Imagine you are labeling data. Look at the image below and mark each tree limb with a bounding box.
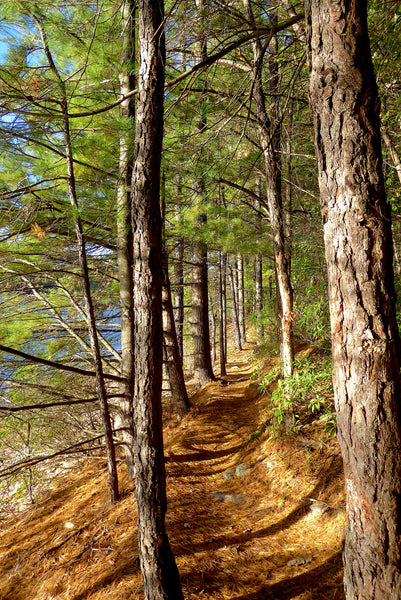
[66,13,304,119]
[0,343,124,382]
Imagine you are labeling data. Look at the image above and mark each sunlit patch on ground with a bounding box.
[0,338,345,600]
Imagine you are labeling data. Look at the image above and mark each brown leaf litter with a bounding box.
[0,342,345,600]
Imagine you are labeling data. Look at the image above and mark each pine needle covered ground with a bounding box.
[0,340,345,600]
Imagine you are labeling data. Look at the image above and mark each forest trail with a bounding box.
[0,342,345,600]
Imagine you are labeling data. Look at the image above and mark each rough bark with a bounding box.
[254,177,265,345]
[305,1,401,597]
[229,260,242,352]
[237,255,247,345]
[284,111,294,276]
[191,0,215,388]
[209,292,217,364]
[254,255,264,345]
[162,248,191,420]
[116,0,136,479]
[131,0,183,597]
[382,125,401,188]
[192,234,215,387]
[173,202,185,359]
[219,252,227,376]
[242,0,294,377]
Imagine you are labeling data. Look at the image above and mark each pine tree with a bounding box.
[305,1,401,596]
[131,0,184,596]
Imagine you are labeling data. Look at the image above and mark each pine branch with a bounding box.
[0,344,124,383]
[66,13,304,119]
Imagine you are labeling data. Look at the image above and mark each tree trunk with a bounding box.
[254,255,264,345]
[116,0,136,479]
[173,202,185,359]
[255,177,265,345]
[172,43,187,361]
[162,248,191,420]
[242,0,294,377]
[229,260,242,352]
[305,1,401,597]
[132,0,183,597]
[284,109,294,276]
[192,235,215,387]
[382,125,401,187]
[191,0,214,388]
[237,255,247,345]
[35,17,119,504]
[219,251,227,376]
[209,292,217,364]
[268,8,294,378]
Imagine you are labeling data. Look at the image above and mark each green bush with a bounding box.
[295,296,330,348]
[259,354,336,436]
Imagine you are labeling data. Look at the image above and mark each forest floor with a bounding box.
[0,338,345,600]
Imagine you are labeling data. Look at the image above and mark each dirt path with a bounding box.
[163,346,345,600]
[0,345,345,600]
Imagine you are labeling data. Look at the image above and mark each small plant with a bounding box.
[295,296,331,348]
[258,365,281,390]
[248,429,262,442]
[319,409,337,437]
[250,362,262,382]
[259,354,334,435]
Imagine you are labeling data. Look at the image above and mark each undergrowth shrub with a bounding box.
[295,296,330,348]
[259,353,336,437]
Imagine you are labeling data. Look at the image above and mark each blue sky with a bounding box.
[0,40,8,63]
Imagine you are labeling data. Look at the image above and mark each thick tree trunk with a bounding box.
[116,0,136,479]
[162,248,191,420]
[305,1,401,597]
[192,236,215,387]
[191,0,214,388]
[132,1,183,597]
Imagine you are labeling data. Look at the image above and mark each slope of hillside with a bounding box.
[0,342,345,600]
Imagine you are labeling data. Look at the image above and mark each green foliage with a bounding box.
[245,429,263,444]
[0,0,397,515]
[249,361,263,382]
[259,354,335,436]
[258,364,281,387]
[295,296,330,348]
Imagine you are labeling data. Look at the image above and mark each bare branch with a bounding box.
[0,343,124,383]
